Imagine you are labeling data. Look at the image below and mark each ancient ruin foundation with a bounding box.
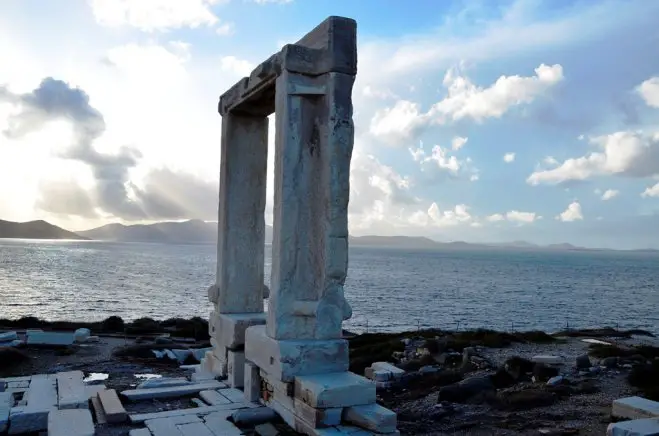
[200,16,399,435]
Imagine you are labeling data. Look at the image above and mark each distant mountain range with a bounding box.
[1,218,657,252]
[0,219,89,240]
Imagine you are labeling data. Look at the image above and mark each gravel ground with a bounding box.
[391,337,642,435]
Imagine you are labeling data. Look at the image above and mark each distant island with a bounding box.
[0,218,657,252]
[0,219,89,240]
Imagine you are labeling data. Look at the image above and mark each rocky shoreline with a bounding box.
[2,318,659,435]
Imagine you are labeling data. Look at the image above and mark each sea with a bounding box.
[1,239,658,334]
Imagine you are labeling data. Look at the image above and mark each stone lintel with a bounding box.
[218,15,356,117]
[244,326,348,383]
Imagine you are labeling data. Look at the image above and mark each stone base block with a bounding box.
[215,313,266,350]
[294,399,342,428]
[295,372,376,409]
[607,418,659,435]
[244,362,261,403]
[245,325,348,382]
[343,403,397,433]
[198,353,227,379]
[227,351,245,388]
[613,397,659,420]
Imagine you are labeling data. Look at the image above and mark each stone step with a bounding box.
[130,403,255,423]
[98,389,128,423]
[200,390,232,405]
[48,409,94,436]
[129,429,152,436]
[122,381,225,401]
[56,371,88,409]
[90,396,107,424]
[343,403,397,433]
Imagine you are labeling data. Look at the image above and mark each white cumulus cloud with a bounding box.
[601,189,619,200]
[506,210,539,223]
[220,56,254,77]
[556,201,583,222]
[88,0,221,32]
[370,64,564,146]
[637,77,659,108]
[409,141,478,182]
[451,136,468,151]
[641,182,659,198]
[503,152,516,163]
[428,203,473,227]
[527,131,659,185]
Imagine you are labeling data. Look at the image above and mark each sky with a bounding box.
[1,0,659,249]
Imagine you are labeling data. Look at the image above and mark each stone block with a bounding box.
[204,411,243,436]
[344,403,397,433]
[179,421,215,436]
[137,377,191,389]
[0,392,10,433]
[245,362,261,403]
[245,325,349,382]
[73,328,91,343]
[56,371,88,409]
[228,350,246,388]
[26,331,74,346]
[129,429,152,436]
[130,404,253,423]
[0,331,18,342]
[145,414,203,435]
[613,397,659,419]
[217,313,267,349]
[294,399,342,428]
[47,409,94,436]
[607,418,659,435]
[200,390,232,406]
[9,374,57,434]
[90,396,107,424]
[122,381,224,401]
[370,362,404,376]
[295,372,376,409]
[97,389,127,423]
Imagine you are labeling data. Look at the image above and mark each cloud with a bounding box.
[428,203,473,227]
[220,56,255,77]
[601,189,619,200]
[486,213,505,222]
[409,141,478,182]
[527,131,659,185]
[557,201,583,222]
[252,0,293,4]
[641,182,659,198]
[370,64,563,145]
[0,77,146,218]
[88,0,221,32]
[215,22,235,36]
[503,152,516,163]
[0,77,218,221]
[506,210,539,223]
[451,136,468,151]
[36,178,98,219]
[637,77,659,108]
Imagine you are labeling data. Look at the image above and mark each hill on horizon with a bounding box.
[0,219,88,240]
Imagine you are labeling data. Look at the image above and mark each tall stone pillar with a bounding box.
[202,113,268,381]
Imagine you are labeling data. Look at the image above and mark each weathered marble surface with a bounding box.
[215,113,268,314]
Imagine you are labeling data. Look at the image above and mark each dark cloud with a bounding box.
[1,77,217,221]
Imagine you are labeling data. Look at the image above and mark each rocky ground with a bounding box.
[1,317,658,435]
